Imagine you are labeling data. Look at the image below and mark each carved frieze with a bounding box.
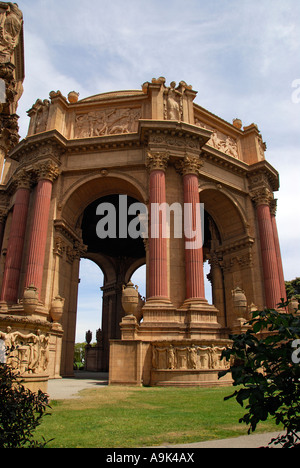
[195,119,240,160]
[152,343,229,371]
[0,327,49,375]
[74,107,141,139]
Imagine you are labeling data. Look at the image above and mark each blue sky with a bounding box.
[14,0,300,341]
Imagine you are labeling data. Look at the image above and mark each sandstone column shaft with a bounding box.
[256,203,282,308]
[24,161,59,299]
[270,208,286,302]
[24,179,53,298]
[149,169,168,299]
[183,173,205,300]
[1,187,30,303]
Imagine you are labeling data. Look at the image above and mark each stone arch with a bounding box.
[199,187,250,329]
[61,172,147,229]
[199,186,248,243]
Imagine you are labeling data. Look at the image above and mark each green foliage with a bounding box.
[74,342,85,370]
[285,277,300,300]
[0,360,51,448]
[219,301,300,448]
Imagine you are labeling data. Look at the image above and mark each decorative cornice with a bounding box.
[146,151,169,172]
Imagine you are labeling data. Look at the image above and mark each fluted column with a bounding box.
[24,160,59,300]
[180,155,206,301]
[1,171,32,303]
[270,200,287,302]
[0,208,7,254]
[252,188,282,308]
[146,152,169,301]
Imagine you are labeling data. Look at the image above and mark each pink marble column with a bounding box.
[147,152,169,300]
[1,173,31,303]
[270,200,287,302]
[182,156,205,301]
[24,161,59,299]
[254,190,282,308]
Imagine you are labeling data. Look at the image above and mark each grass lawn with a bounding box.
[35,385,281,448]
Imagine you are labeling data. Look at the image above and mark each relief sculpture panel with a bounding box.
[0,327,49,375]
[195,118,240,160]
[74,107,141,139]
[152,343,229,371]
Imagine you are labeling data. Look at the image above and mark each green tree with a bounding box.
[285,277,300,300]
[74,342,86,370]
[0,360,51,448]
[219,302,300,448]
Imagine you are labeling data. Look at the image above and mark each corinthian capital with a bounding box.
[34,160,60,182]
[250,187,274,207]
[146,151,169,172]
[176,154,204,177]
[13,169,32,190]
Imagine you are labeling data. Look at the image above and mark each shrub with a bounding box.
[0,357,51,448]
[219,302,300,448]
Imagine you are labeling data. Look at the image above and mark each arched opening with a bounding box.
[80,193,146,372]
[76,259,104,343]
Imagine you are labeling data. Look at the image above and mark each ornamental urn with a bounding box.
[23,284,39,314]
[50,296,65,323]
[232,287,247,317]
[122,281,139,316]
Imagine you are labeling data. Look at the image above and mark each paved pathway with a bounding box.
[46,373,283,448]
[47,372,108,400]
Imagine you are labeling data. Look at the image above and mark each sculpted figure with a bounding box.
[0,2,23,63]
[164,81,182,121]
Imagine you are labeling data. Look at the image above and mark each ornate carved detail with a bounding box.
[0,3,23,64]
[152,343,229,371]
[163,81,184,121]
[34,160,60,182]
[270,199,277,217]
[12,168,32,190]
[53,236,66,257]
[146,151,169,172]
[74,107,141,139]
[214,236,255,272]
[0,113,19,150]
[0,327,49,375]
[30,99,50,134]
[195,119,240,159]
[175,155,204,177]
[250,187,274,207]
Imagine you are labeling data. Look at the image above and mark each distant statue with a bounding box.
[164,81,182,121]
[85,330,92,345]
